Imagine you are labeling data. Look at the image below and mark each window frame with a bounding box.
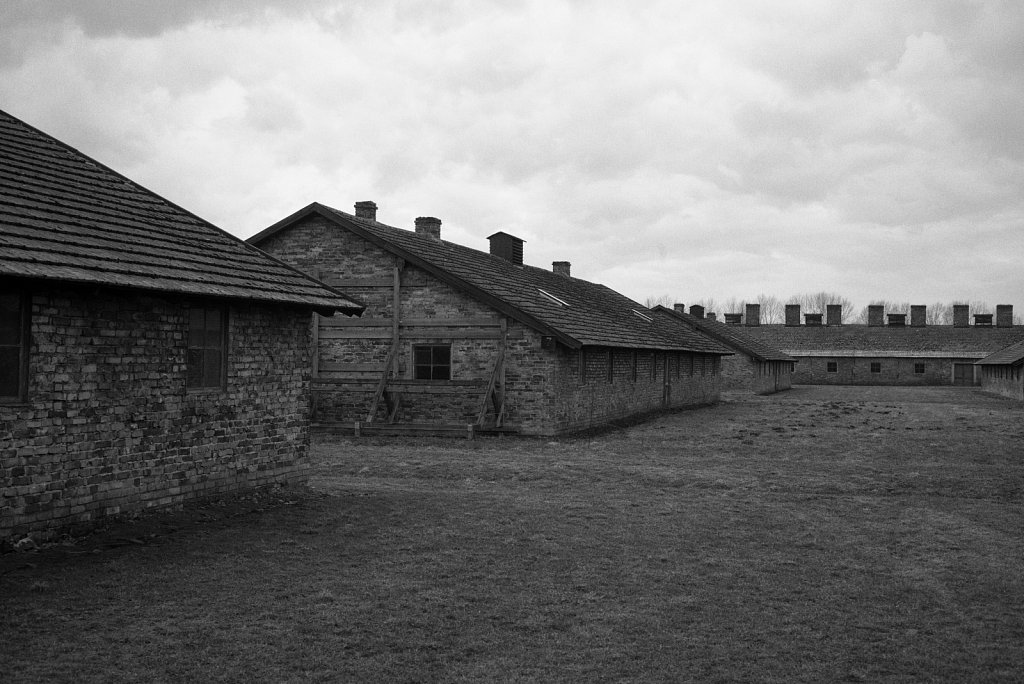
[0,291,30,403]
[412,343,452,381]
[914,362,926,375]
[186,304,228,391]
[826,361,838,373]
[870,362,882,374]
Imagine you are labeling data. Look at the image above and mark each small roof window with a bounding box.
[538,288,569,307]
[632,309,653,322]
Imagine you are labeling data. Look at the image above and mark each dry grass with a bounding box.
[2,386,1023,682]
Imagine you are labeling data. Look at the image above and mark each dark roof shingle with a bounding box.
[0,109,362,315]
[652,306,792,361]
[976,341,1024,366]
[251,203,729,354]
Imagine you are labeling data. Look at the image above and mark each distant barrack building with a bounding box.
[249,201,732,436]
[720,302,1024,387]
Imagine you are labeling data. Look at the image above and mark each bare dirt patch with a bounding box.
[2,386,1023,682]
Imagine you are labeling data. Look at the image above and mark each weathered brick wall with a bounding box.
[792,356,965,385]
[1,285,313,541]
[979,366,1024,401]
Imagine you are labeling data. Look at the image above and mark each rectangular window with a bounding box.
[579,349,586,384]
[607,349,614,384]
[650,352,657,380]
[187,305,226,389]
[0,293,28,402]
[870,362,882,374]
[826,361,838,373]
[413,344,451,380]
[631,350,638,383]
[914,363,925,374]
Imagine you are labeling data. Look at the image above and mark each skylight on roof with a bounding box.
[538,288,569,307]
[632,309,654,322]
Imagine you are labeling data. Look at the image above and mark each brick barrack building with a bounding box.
[0,109,363,541]
[250,201,730,436]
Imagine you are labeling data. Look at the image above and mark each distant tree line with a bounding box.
[643,293,1023,325]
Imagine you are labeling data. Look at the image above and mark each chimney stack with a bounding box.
[487,232,524,265]
[354,200,377,220]
[552,261,571,277]
[997,304,1014,328]
[804,313,822,326]
[911,305,926,327]
[706,312,717,322]
[973,313,993,327]
[785,304,801,327]
[724,313,742,325]
[826,304,842,327]
[953,304,969,328]
[690,304,705,319]
[414,216,442,239]
[868,305,884,327]
[674,303,686,313]
[887,313,906,327]
[745,303,760,327]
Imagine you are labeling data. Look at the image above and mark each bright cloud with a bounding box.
[1,0,1022,310]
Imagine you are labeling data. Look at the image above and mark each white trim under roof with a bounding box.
[783,350,988,359]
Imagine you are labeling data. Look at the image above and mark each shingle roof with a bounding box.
[652,306,792,362]
[250,203,729,354]
[0,109,363,315]
[976,340,1024,366]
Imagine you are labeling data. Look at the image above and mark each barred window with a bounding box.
[187,305,226,389]
[413,344,451,380]
[0,293,28,401]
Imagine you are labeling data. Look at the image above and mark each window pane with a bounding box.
[414,347,432,365]
[187,348,205,386]
[189,308,206,348]
[0,347,19,396]
[0,294,20,346]
[203,349,222,386]
[205,307,222,344]
[432,345,450,365]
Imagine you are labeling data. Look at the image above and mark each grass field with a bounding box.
[2,386,1023,682]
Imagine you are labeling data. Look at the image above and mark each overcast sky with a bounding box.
[2,0,1022,312]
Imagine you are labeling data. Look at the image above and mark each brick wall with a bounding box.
[792,356,965,385]
[1,285,313,541]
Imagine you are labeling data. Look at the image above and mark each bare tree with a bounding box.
[643,294,676,309]
[721,297,746,315]
[756,294,784,324]
[926,302,949,325]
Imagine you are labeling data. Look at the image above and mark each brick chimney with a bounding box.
[785,304,801,327]
[552,261,571,277]
[706,312,717,321]
[804,313,822,326]
[488,232,524,265]
[887,313,906,327]
[973,313,993,327]
[868,305,884,327]
[414,216,442,239]
[690,304,705,319]
[826,304,842,327]
[724,313,742,325]
[953,304,969,328]
[745,303,760,327]
[997,305,1014,328]
[674,303,685,313]
[910,305,926,327]
[354,200,377,220]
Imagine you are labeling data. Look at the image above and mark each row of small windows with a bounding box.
[577,349,719,385]
[826,361,927,374]
[1,294,227,402]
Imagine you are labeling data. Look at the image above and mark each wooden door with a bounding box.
[953,363,975,386]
